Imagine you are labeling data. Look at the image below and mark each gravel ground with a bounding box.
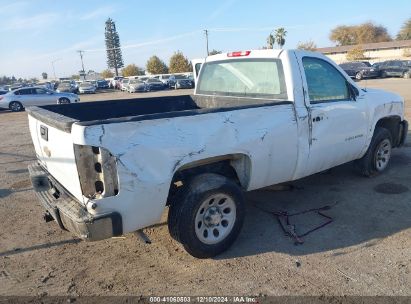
[0,80,410,297]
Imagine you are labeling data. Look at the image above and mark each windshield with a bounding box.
[197,59,287,100]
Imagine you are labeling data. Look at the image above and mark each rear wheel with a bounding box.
[9,101,23,112]
[355,72,363,80]
[355,127,392,177]
[168,173,245,258]
[403,72,410,79]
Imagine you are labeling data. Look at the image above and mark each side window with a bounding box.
[16,88,32,95]
[35,88,46,94]
[302,57,350,103]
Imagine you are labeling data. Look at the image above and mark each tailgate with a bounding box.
[28,114,84,203]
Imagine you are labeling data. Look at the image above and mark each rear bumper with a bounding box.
[28,162,122,241]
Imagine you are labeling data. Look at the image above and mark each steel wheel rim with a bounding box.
[11,102,21,111]
[194,193,236,245]
[375,139,391,171]
[356,73,362,80]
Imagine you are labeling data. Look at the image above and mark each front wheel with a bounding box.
[9,101,23,112]
[355,72,363,80]
[355,127,392,177]
[58,97,70,104]
[168,173,245,258]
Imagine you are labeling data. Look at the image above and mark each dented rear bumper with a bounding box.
[28,162,122,241]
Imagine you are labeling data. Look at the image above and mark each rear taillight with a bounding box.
[227,50,251,57]
[74,145,119,199]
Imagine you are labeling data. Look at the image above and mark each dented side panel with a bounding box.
[71,104,299,233]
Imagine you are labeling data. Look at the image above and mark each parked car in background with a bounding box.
[9,83,24,91]
[57,82,78,94]
[0,89,8,95]
[79,82,96,94]
[378,60,411,78]
[112,76,124,89]
[96,80,109,89]
[145,78,165,91]
[128,79,147,93]
[173,77,194,89]
[0,87,79,111]
[339,62,380,80]
[158,74,172,87]
[120,78,130,91]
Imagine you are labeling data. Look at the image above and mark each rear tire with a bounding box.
[355,127,392,177]
[355,72,363,80]
[9,101,23,112]
[403,72,410,79]
[168,173,245,258]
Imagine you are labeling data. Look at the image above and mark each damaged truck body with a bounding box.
[27,49,408,258]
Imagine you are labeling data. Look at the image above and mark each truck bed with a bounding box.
[27,94,290,132]
[27,95,200,132]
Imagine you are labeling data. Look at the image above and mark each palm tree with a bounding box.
[266,33,275,49]
[274,28,287,48]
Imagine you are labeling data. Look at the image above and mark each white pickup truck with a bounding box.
[27,49,408,258]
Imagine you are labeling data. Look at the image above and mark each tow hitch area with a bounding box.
[43,211,54,223]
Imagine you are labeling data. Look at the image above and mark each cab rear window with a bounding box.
[197,59,287,100]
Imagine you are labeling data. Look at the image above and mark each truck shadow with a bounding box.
[0,239,81,257]
[219,149,411,259]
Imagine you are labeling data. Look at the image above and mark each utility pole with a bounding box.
[51,58,61,80]
[204,29,209,56]
[77,50,86,80]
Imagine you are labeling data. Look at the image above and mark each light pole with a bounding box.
[51,58,62,80]
[77,50,86,80]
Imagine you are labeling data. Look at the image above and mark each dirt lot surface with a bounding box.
[0,80,410,297]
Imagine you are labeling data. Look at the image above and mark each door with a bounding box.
[298,56,368,176]
[33,88,56,105]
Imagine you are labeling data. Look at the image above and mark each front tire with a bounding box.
[355,127,392,177]
[58,97,70,104]
[9,101,23,112]
[168,173,245,258]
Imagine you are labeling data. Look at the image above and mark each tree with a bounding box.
[169,51,191,73]
[346,46,366,61]
[146,56,168,74]
[105,18,124,76]
[122,64,144,77]
[397,18,411,40]
[41,72,48,80]
[330,22,391,46]
[274,28,287,48]
[101,69,114,78]
[297,40,317,51]
[266,33,274,49]
[209,49,222,55]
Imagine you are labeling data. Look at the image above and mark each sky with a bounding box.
[0,0,410,79]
